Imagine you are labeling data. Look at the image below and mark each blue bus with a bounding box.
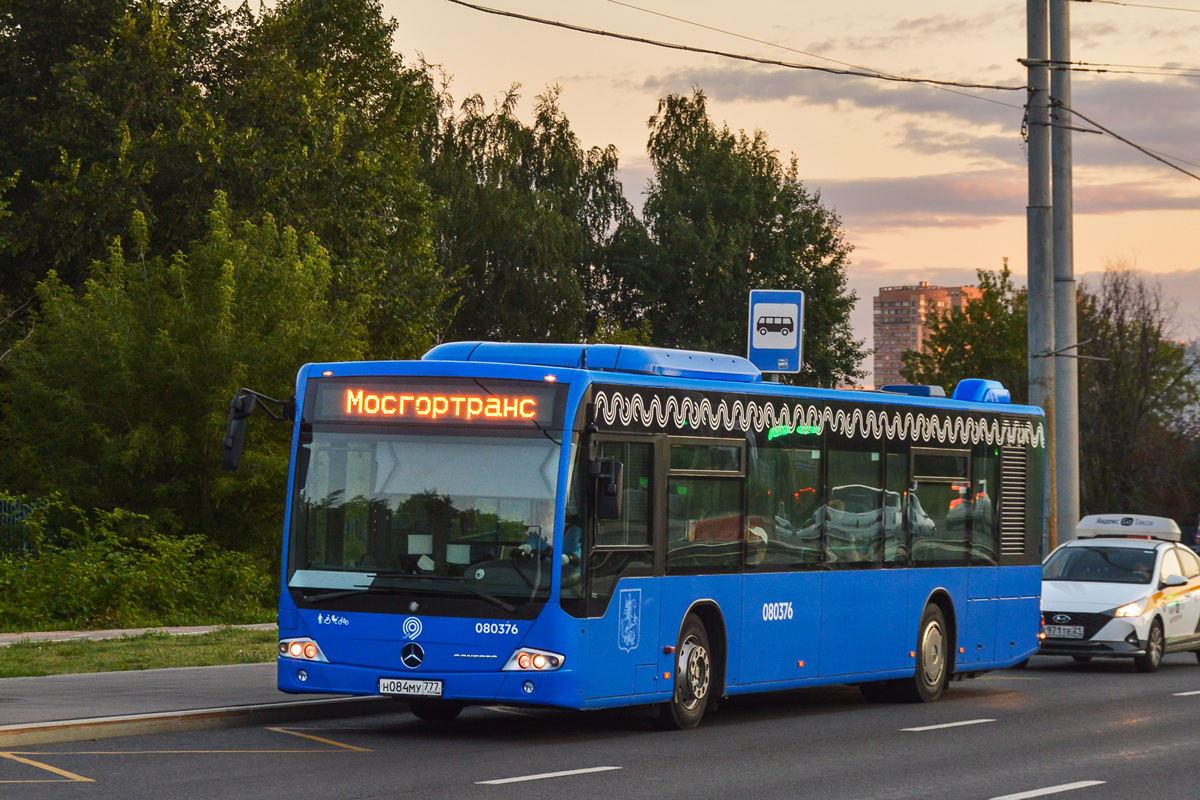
[227,342,1044,729]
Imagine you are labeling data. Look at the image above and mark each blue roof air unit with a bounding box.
[423,342,763,384]
[951,379,1011,404]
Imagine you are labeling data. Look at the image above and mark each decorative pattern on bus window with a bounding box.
[592,390,1045,449]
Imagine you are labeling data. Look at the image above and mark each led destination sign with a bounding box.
[308,377,560,426]
[345,389,536,420]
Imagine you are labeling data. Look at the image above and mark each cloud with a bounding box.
[813,170,1200,232]
[639,67,1200,174]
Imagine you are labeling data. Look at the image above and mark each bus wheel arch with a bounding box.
[658,603,726,730]
[925,589,957,685]
[900,592,956,703]
[684,601,728,703]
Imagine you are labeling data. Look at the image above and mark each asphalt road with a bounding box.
[5,653,1200,800]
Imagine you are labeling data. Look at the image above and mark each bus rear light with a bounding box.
[280,637,328,663]
[503,647,564,672]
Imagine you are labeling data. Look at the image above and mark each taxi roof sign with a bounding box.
[1075,514,1181,542]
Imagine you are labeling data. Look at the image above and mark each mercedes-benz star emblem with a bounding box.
[401,642,425,669]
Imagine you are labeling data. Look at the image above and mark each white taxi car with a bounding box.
[1040,514,1200,672]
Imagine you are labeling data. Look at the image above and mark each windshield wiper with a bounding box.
[303,573,517,613]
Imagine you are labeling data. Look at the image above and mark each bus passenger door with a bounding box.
[584,438,663,701]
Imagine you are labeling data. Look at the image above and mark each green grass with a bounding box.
[0,627,278,678]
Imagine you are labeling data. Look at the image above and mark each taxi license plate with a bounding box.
[1044,624,1084,638]
[378,678,443,697]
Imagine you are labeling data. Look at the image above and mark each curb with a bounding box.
[0,696,398,747]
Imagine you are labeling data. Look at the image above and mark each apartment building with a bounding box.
[873,281,982,388]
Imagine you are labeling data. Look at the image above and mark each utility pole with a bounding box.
[1027,0,1058,551]
[1051,0,1080,542]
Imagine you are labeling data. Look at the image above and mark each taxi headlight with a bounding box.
[1115,599,1148,618]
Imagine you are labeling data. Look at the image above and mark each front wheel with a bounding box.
[407,697,465,723]
[896,604,949,703]
[1135,619,1164,673]
[658,615,713,730]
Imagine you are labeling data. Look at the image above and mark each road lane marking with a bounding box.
[901,718,995,732]
[0,751,93,783]
[268,727,371,751]
[989,780,1105,800]
[476,766,621,785]
[1173,690,1200,696]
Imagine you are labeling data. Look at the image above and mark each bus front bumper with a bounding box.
[277,657,583,709]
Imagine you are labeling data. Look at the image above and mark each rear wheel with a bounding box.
[658,614,713,730]
[896,604,949,703]
[407,697,465,723]
[1135,619,1164,673]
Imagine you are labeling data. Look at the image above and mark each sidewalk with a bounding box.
[0,621,277,647]
[0,626,394,746]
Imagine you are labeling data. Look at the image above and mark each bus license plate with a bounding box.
[1044,625,1084,638]
[379,678,443,697]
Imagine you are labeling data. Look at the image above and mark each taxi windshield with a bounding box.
[1043,545,1157,584]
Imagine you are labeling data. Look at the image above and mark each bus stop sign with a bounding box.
[747,289,804,374]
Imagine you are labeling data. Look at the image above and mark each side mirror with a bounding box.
[589,457,624,521]
[221,393,257,471]
[1162,573,1188,588]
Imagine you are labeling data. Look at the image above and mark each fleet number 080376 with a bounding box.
[475,622,519,635]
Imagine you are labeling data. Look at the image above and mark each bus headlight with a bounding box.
[502,647,564,671]
[1115,599,1148,618]
[279,637,329,662]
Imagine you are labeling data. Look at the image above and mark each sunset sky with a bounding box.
[386,0,1200,374]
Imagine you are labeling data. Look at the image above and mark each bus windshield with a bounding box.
[289,428,562,605]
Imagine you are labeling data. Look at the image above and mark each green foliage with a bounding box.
[0,193,364,550]
[0,0,445,358]
[0,628,277,678]
[0,495,274,632]
[1077,265,1200,517]
[636,91,865,386]
[900,263,1029,402]
[423,85,637,343]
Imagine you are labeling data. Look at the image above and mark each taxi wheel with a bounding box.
[657,614,712,730]
[407,697,465,723]
[1134,619,1164,673]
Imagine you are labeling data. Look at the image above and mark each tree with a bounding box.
[634,91,864,386]
[1077,265,1200,518]
[900,262,1029,401]
[0,0,446,358]
[0,193,364,551]
[422,85,637,343]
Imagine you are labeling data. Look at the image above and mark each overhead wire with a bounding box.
[441,0,1028,92]
[1069,0,1200,12]
[1052,99,1200,180]
[604,0,1027,109]
[441,0,1200,182]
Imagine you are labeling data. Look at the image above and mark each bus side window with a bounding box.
[595,441,652,547]
[825,448,883,565]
